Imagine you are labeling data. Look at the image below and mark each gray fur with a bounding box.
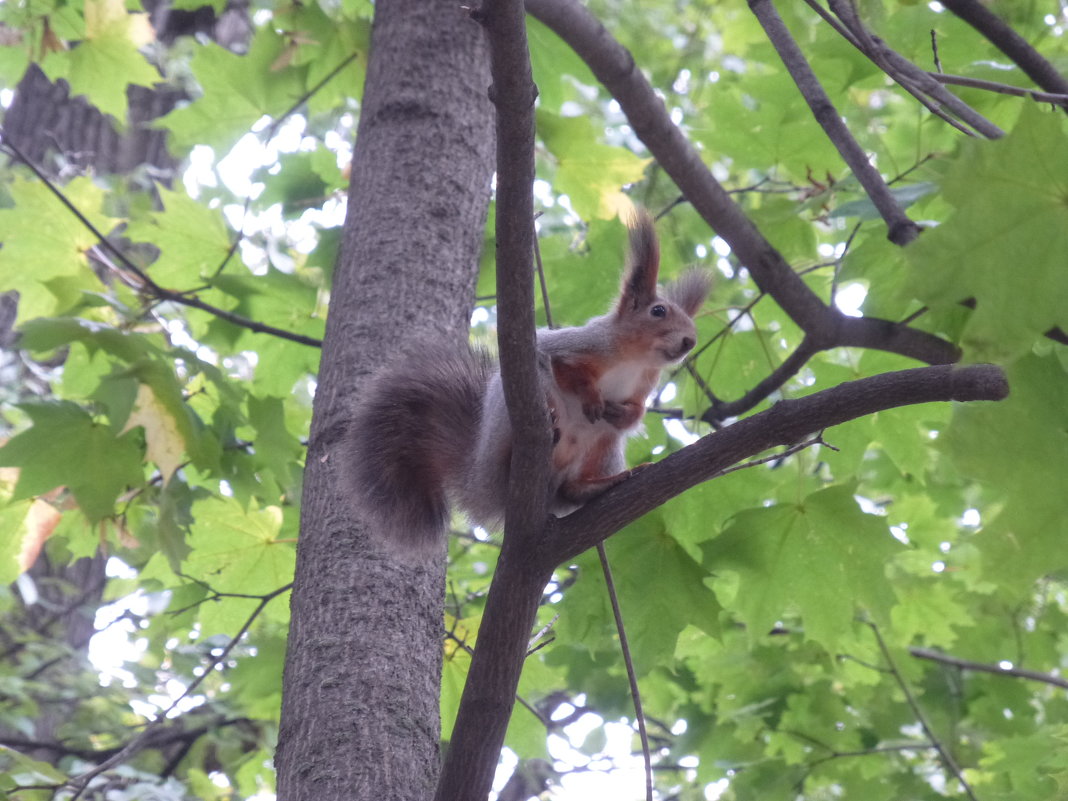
[619,210,660,311]
[343,344,495,556]
[665,267,714,317]
[346,213,713,557]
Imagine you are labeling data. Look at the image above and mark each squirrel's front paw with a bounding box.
[582,400,605,423]
[602,400,643,428]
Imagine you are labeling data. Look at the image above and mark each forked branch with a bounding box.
[749,0,921,245]
[524,0,961,366]
[939,0,1068,97]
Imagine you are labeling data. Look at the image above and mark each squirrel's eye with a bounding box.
[650,304,667,318]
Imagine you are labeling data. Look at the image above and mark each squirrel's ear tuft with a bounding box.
[665,267,713,317]
[618,209,660,313]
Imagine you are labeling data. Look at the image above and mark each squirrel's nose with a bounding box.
[681,336,695,352]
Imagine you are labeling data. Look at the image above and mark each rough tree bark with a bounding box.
[274,1,494,799]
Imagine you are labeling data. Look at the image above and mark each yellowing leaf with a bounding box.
[40,0,158,119]
[84,0,152,46]
[1,461,62,580]
[537,110,651,220]
[122,384,186,483]
[0,492,62,583]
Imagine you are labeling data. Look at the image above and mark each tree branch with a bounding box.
[0,131,324,349]
[545,363,1007,566]
[524,0,961,366]
[869,623,978,800]
[938,0,1068,97]
[910,647,1068,691]
[930,72,1068,107]
[749,0,920,245]
[434,1,551,799]
[824,0,1005,139]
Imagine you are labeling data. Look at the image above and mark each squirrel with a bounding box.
[344,210,712,556]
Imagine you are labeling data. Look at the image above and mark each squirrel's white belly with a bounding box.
[597,360,651,402]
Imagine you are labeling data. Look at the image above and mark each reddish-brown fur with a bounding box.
[345,210,712,555]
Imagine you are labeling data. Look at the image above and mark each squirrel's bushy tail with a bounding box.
[344,344,494,555]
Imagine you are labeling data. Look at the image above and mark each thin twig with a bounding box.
[824,0,1005,138]
[749,0,920,245]
[867,622,979,801]
[596,543,653,801]
[268,52,361,139]
[910,646,1068,691]
[929,72,1068,107]
[938,0,1068,97]
[711,434,829,479]
[207,52,362,280]
[703,336,819,425]
[930,29,942,73]
[66,582,293,799]
[532,213,554,329]
[444,632,553,728]
[0,132,324,349]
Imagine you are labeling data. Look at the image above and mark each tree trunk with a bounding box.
[274,1,494,799]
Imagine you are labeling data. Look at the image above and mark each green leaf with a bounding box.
[157,32,306,155]
[695,71,841,178]
[246,395,304,495]
[270,4,368,115]
[945,353,1068,590]
[17,318,213,474]
[0,401,143,522]
[536,220,624,327]
[537,110,650,221]
[0,178,117,322]
[707,485,901,651]
[528,17,598,112]
[253,151,331,219]
[907,104,1068,361]
[18,317,152,363]
[125,186,234,286]
[605,513,722,673]
[0,744,68,785]
[974,727,1068,799]
[828,181,938,221]
[183,497,295,596]
[557,512,721,676]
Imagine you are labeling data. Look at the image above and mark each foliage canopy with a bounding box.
[0,0,1067,799]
